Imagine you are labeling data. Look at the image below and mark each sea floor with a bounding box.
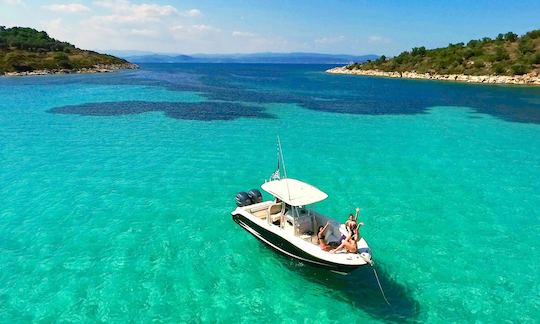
[0,64,539,322]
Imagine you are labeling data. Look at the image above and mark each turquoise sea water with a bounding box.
[0,64,539,322]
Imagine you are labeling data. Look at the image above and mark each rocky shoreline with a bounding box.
[1,63,138,77]
[326,66,540,86]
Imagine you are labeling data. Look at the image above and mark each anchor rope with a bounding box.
[371,264,391,306]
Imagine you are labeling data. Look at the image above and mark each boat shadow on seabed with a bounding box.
[279,256,421,323]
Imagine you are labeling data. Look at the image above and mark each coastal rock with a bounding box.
[1,63,138,77]
[326,66,540,86]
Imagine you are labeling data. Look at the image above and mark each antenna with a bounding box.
[277,136,291,202]
[277,136,287,178]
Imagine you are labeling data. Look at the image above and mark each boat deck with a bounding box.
[240,200,364,251]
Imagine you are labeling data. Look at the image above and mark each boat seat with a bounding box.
[295,215,313,236]
[326,232,341,244]
[325,222,344,243]
[267,203,283,222]
[299,234,312,242]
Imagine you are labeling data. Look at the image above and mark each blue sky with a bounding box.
[1,0,539,55]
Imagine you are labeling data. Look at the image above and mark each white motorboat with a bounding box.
[231,141,373,274]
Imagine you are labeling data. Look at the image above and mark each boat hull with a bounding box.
[232,213,364,274]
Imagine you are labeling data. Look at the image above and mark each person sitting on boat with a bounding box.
[329,234,358,254]
[317,221,331,251]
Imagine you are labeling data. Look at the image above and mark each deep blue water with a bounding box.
[40,63,540,123]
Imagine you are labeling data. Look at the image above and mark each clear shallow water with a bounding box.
[0,64,539,322]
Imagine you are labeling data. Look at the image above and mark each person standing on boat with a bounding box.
[345,208,364,241]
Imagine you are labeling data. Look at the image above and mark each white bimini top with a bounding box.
[261,178,328,206]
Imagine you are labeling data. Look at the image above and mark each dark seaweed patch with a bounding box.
[48,101,275,121]
[141,64,540,124]
[39,64,540,124]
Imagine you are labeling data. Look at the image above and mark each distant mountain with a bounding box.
[118,52,378,64]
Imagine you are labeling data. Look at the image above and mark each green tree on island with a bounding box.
[0,26,132,74]
[349,29,540,76]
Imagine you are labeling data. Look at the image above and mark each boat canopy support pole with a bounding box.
[277,136,292,202]
[277,136,287,178]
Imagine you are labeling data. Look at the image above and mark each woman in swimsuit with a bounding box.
[317,221,331,251]
[329,235,358,254]
[345,208,364,241]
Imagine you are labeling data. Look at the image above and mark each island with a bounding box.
[328,29,540,85]
[0,26,137,76]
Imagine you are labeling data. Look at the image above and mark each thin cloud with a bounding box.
[315,35,345,44]
[43,3,90,13]
[93,0,178,16]
[130,28,159,37]
[2,0,24,5]
[84,0,182,28]
[27,0,290,53]
[232,31,255,38]
[183,9,202,17]
[171,24,220,35]
[368,35,391,43]
[44,18,64,35]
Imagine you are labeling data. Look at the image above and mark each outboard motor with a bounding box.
[235,191,252,207]
[247,189,263,204]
